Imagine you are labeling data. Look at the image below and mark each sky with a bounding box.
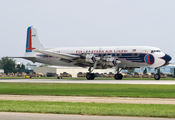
[0,0,175,65]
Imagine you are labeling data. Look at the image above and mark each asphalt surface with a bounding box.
[0,112,174,120]
[0,79,175,84]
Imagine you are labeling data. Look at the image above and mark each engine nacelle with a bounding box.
[80,53,100,63]
[85,54,100,63]
[104,57,121,67]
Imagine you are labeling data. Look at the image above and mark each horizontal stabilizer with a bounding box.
[9,56,35,59]
[33,49,80,60]
[8,56,36,62]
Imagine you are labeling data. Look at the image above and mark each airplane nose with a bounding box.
[161,54,172,64]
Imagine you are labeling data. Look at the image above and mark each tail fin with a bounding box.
[26,26,45,53]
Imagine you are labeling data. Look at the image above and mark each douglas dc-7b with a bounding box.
[12,26,172,80]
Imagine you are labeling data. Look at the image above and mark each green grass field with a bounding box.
[0,100,175,118]
[1,83,175,98]
[1,83,175,118]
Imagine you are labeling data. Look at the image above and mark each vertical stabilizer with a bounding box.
[26,26,45,53]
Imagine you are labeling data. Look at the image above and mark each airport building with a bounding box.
[0,69,4,73]
[34,66,115,77]
[33,63,175,77]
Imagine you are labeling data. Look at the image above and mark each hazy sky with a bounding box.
[0,0,175,64]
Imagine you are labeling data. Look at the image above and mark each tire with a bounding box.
[114,74,123,80]
[90,73,95,80]
[154,73,160,80]
[119,74,123,80]
[86,73,91,80]
[86,73,95,80]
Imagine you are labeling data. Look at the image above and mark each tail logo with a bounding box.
[26,27,36,52]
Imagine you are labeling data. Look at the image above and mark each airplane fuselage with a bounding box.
[27,46,171,69]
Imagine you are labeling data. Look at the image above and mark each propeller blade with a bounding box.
[93,61,98,70]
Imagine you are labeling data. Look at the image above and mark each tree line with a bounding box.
[0,57,25,74]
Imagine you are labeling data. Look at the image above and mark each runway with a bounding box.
[0,79,175,84]
[0,112,174,120]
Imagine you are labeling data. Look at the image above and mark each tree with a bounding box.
[0,57,16,74]
[16,64,21,72]
[143,68,147,74]
[21,64,25,70]
[26,63,31,66]
[0,57,9,69]
[157,68,161,74]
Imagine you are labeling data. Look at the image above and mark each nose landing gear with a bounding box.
[154,68,160,80]
[154,73,160,80]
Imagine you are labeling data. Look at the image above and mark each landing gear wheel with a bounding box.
[114,73,123,80]
[154,73,160,80]
[86,73,95,80]
[86,73,91,80]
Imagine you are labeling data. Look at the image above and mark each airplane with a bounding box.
[12,26,172,80]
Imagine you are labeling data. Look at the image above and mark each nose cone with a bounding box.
[161,54,172,65]
[164,54,172,62]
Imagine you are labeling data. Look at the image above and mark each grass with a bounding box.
[0,100,175,118]
[0,77,175,80]
[0,83,175,98]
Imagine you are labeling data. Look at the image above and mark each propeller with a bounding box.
[93,57,100,70]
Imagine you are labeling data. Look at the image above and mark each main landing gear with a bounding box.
[86,60,123,80]
[86,73,95,80]
[114,61,123,80]
[114,73,123,80]
[86,67,95,80]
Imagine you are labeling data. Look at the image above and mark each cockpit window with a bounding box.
[151,50,161,53]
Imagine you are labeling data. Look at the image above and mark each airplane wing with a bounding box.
[33,49,80,60]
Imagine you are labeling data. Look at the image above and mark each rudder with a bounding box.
[26,26,45,53]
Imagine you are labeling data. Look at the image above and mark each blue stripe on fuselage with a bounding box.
[37,53,147,63]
